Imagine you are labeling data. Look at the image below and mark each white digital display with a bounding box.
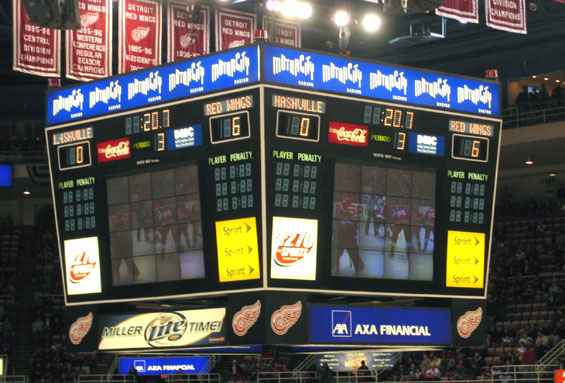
[270,216,318,280]
[64,237,102,295]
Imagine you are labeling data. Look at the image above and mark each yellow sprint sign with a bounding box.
[446,231,485,288]
[215,217,260,282]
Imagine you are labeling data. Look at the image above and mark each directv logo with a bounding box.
[331,310,352,337]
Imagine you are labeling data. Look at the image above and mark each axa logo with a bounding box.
[331,310,352,337]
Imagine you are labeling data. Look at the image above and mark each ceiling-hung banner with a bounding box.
[435,0,479,23]
[66,0,112,81]
[167,2,210,62]
[485,0,527,34]
[12,0,61,77]
[119,0,162,73]
[262,16,301,47]
[215,8,256,51]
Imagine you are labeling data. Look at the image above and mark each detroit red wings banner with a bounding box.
[167,2,210,62]
[66,0,112,81]
[485,0,527,34]
[119,0,162,73]
[215,9,256,51]
[12,0,61,77]
[435,0,479,23]
[262,17,301,47]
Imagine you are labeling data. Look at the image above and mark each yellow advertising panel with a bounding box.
[446,231,485,288]
[215,217,260,282]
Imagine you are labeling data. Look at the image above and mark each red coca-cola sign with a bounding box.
[97,138,131,162]
[328,122,368,147]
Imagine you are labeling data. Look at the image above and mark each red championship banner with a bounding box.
[12,0,61,77]
[436,0,479,23]
[167,2,210,62]
[262,17,301,47]
[215,8,256,51]
[485,0,527,34]
[66,0,112,81]
[555,370,565,383]
[119,0,162,73]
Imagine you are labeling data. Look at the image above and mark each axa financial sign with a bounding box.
[264,45,499,117]
[309,306,451,345]
[98,308,226,350]
[46,47,259,125]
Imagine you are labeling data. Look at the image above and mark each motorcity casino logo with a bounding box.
[456,307,482,339]
[232,300,261,336]
[271,301,302,335]
[69,312,93,345]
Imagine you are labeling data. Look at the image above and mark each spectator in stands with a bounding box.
[515,85,529,111]
[230,360,243,381]
[406,363,421,380]
[540,83,550,103]
[357,360,371,382]
[318,363,333,383]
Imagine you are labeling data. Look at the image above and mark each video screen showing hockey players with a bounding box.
[107,164,205,286]
[331,163,435,281]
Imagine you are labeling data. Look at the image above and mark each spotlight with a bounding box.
[334,10,351,27]
[549,171,556,177]
[362,13,381,32]
[524,154,534,165]
[23,186,31,196]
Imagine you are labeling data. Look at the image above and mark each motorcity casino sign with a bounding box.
[47,46,259,125]
[98,308,226,350]
[46,44,500,126]
[309,306,451,345]
[263,45,500,117]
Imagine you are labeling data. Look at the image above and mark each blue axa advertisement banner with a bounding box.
[309,306,451,345]
[119,356,210,375]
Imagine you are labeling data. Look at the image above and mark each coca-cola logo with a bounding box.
[97,138,131,163]
[328,122,368,147]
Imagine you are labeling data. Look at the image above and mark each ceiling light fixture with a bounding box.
[524,154,534,165]
[23,186,30,196]
[549,171,556,177]
[334,10,351,27]
[362,13,381,32]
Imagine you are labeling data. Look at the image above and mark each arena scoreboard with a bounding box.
[45,44,501,305]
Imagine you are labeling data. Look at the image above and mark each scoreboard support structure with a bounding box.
[46,43,502,308]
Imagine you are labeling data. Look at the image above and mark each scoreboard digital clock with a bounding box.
[45,43,501,305]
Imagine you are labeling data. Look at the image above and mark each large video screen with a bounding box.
[331,163,435,281]
[107,164,205,286]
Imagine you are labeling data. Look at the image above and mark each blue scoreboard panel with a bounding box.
[45,44,501,305]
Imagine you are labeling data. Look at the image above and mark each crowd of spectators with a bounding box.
[0,224,20,359]
[514,83,565,112]
[383,191,565,381]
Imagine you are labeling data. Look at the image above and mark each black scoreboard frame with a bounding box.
[45,44,502,305]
